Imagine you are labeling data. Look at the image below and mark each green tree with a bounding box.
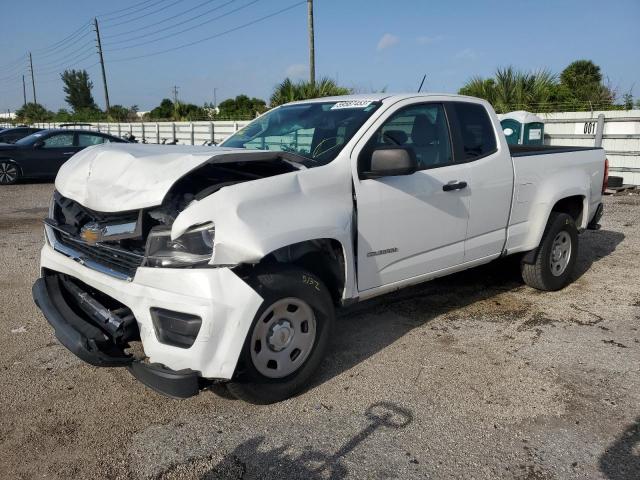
[108,105,138,121]
[556,60,614,109]
[15,102,53,123]
[61,69,99,112]
[459,67,555,113]
[148,99,175,119]
[270,77,351,107]
[147,98,207,121]
[458,60,616,112]
[216,95,267,119]
[621,92,634,110]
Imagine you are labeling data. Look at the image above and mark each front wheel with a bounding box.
[0,161,20,185]
[226,265,335,404]
[521,212,579,291]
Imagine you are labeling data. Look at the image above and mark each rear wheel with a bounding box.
[0,161,19,185]
[521,212,578,291]
[226,265,334,404]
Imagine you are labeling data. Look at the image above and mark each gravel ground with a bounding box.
[0,183,639,480]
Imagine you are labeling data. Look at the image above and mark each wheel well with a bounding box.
[244,239,346,306]
[551,195,584,226]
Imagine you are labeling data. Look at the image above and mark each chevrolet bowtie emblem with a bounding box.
[80,222,104,245]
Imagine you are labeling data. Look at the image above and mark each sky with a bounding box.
[1,0,638,112]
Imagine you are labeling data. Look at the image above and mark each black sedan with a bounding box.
[0,127,43,144]
[0,129,129,185]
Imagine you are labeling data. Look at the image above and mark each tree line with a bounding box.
[13,70,351,124]
[458,60,637,113]
[11,60,638,124]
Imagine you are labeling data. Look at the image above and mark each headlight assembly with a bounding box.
[144,222,215,268]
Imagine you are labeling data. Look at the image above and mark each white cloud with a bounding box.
[377,33,399,51]
[416,35,443,45]
[455,48,479,60]
[285,63,308,79]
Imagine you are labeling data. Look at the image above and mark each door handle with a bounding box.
[442,181,468,192]
[63,152,75,155]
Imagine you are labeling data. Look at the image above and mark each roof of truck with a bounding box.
[286,92,483,105]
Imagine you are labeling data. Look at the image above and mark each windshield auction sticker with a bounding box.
[331,100,373,110]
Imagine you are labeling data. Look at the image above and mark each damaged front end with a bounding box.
[45,156,300,281]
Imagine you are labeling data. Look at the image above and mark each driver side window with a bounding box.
[43,133,74,148]
[360,103,453,172]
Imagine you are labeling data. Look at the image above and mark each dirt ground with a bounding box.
[0,183,638,480]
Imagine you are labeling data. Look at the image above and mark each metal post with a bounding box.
[307,0,315,87]
[28,52,36,103]
[190,122,195,145]
[93,18,110,112]
[156,123,160,144]
[22,75,27,106]
[171,122,176,143]
[594,114,605,147]
[210,122,215,144]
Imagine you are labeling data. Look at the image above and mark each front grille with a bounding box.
[51,193,146,280]
[55,232,144,279]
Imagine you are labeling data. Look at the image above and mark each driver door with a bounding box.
[353,102,470,292]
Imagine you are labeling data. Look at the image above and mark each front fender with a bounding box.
[171,164,356,298]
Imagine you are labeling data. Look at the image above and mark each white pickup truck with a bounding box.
[33,94,607,403]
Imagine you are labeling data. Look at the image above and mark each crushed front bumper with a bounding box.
[34,242,263,398]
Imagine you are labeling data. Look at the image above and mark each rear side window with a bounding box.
[78,133,106,147]
[452,102,497,160]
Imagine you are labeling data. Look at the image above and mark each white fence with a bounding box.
[29,120,253,145]
[5,110,640,185]
[538,110,640,185]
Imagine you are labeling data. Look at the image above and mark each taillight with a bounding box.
[602,158,609,193]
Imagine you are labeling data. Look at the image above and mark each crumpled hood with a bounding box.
[55,143,289,212]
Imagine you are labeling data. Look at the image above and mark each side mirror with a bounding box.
[361,146,418,179]
[33,140,44,149]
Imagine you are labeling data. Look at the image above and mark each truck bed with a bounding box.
[509,144,603,157]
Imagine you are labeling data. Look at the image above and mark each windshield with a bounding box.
[15,131,44,146]
[222,100,381,166]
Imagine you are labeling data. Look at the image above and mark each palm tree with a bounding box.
[459,67,556,113]
[270,77,351,107]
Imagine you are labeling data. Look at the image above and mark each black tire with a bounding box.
[521,212,578,291]
[0,160,20,185]
[226,265,335,404]
[607,175,623,188]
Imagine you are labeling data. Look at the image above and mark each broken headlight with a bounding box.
[144,222,215,268]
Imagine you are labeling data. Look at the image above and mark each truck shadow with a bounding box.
[313,228,624,388]
[172,402,413,480]
[573,229,625,281]
[599,417,640,480]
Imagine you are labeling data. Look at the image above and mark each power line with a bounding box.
[35,51,97,77]
[102,0,217,40]
[109,1,305,63]
[36,40,95,70]
[105,0,260,52]
[0,55,28,74]
[31,23,92,55]
[101,0,179,26]
[96,0,158,19]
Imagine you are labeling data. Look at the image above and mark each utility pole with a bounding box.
[28,52,36,104]
[307,0,315,87]
[213,88,217,109]
[172,85,179,104]
[93,18,110,112]
[22,75,27,106]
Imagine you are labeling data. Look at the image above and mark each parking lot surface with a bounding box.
[0,183,639,479]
